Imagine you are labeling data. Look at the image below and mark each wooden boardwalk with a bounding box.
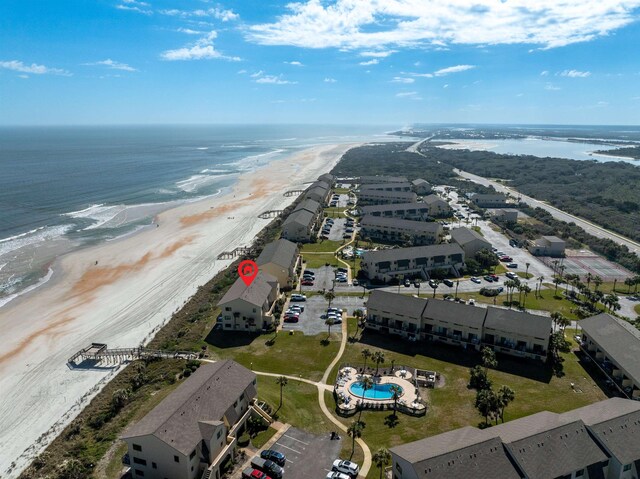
[258,209,283,219]
[217,246,252,260]
[283,190,304,197]
[67,343,197,366]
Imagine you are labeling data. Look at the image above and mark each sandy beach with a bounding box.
[0,143,354,478]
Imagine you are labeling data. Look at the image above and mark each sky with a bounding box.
[1,0,640,126]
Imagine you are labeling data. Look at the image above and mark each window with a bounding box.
[190,450,196,460]
[133,457,147,466]
[133,444,142,452]
[576,469,584,477]
[217,430,222,439]
[240,393,245,400]
[134,470,144,477]
[225,307,231,311]
[152,463,157,469]
[174,455,180,463]
[623,464,632,471]
[395,463,402,474]
[233,400,238,407]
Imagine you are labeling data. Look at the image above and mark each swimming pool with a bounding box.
[349,382,403,400]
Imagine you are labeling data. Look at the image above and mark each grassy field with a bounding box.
[324,207,348,217]
[205,329,341,382]
[635,304,640,315]
[302,253,342,269]
[251,426,278,449]
[328,328,606,478]
[301,240,346,253]
[516,272,534,279]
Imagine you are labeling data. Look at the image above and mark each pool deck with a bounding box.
[334,367,426,415]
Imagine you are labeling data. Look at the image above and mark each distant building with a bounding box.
[357,189,417,206]
[305,184,330,204]
[528,235,566,257]
[281,209,316,243]
[359,195,450,219]
[121,360,258,479]
[294,198,322,217]
[391,397,640,479]
[411,178,432,195]
[471,193,509,208]
[492,208,519,223]
[359,175,408,184]
[359,215,442,245]
[450,227,492,257]
[361,244,464,282]
[217,272,279,332]
[255,239,300,287]
[317,173,334,185]
[365,290,551,360]
[579,313,640,399]
[359,182,413,192]
[421,195,452,217]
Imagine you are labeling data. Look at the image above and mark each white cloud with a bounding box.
[18,74,29,79]
[540,70,549,76]
[559,69,591,78]
[396,91,422,100]
[360,50,396,57]
[545,83,561,90]
[433,64,475,76]
[0,60,71,76]
[246,0,640,50]
[161,30,241,61]
[597,101,609,106]
[251,71,297,84]
[237,69,247,74]
[443,84,449,89]
[115,1,152,15]
[285,61,304,66]
[84,59,137,72]
[359,59,379,66]
[177,28,204,35]
[391,76,414,84]
[160,7,238,21]
[324,77,337,83]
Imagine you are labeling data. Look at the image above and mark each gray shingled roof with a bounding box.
[121,360,256,455]
[362,244,464,263]
[366,290,427,319]
[294,198,321,215]
[361,203,431,215]
[359,190,417,200]
[484,307,552,339]
[256,239,298,270]
[359,175,408,184]
[391,426,487,463]
[579,313,640,384]
[359,182,412,191]
[542,236,565,244]
[312,180,330,190]
[450,227,491,247]
[422,195,449,206]
[412,178,430,186]
[360,215,441,233]
[217,271,276,308]
[283,209,314,228]
[423,299,487,329]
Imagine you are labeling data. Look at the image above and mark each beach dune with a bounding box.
[0,143,353,478]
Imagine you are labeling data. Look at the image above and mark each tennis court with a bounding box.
[542,251,632,281]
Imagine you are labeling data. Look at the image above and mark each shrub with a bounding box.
[237,433,250,447]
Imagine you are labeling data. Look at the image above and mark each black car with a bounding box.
[443,279,454,287]
[260,450,286,467]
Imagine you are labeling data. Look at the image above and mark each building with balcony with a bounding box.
[450,227,493,258]
[357,189,418,206]
[360,244,465,282]
[421,195,452,217]
[391,398,640,479]
[281,209,316,243]
[360,202,432,221]
[579,313,640,399]
[359,215,442,246]
[317,173,335,185]
[359,175,408,184]
[359,182,413,192]
[411,178,432,195]
[217,272,279,332]
[482,308,551,360]
[422,299,486,350]
[364,290,426,339]
[255,239,300,287]
[121,360,258,479]
[470,193,509,208]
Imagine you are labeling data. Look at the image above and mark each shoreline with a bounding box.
[0,142,355,478]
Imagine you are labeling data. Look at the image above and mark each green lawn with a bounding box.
[324,207,348,217]
[329,329,606,478]
[206,330,341,382]
[301,240,345,253]
[251,426,278,449]
[635,304,640,315]
[516,272,534,279]
[303,253,342,269]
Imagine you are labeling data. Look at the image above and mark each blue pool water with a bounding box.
[349,382,403,400]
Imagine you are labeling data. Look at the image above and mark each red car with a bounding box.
[301,280,314,286]
[283,315,299,323]
[490,274,499,281]
[500,256,513,262]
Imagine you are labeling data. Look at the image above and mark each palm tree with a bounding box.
[521,284,532,309]
[347,420,365,460]
[553,276,563,295]
[625,277,635,293]
[497,385,515,422]
[361,348,372,372]
[325,317,335,338]
[430,279,440,298]
[525,262,531,279]
[390,384,402,417]
[475,388,500,426]
[593,275,603,291]
[358,375,374,421]
[373,351,385,375]
[537,275,544,298]
[373,448,392,479]
[481,346,497,372]
[503,279,515,307]
[324,290,336,309]
[276,376,288,410]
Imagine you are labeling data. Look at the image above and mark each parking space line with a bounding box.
[276,443,302,454]
[283,434,310,446]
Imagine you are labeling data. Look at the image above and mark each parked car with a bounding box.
[352,279,359,286]
[470,277,481,284]
[301,279,314,286]
[500,256,513,262]
[404,279,411,287]
[332,459,360,477]
[335,277,348,283]
[337,267,348,273]
[290,294,306,302]
[428,279,438,288]
[328,308,343,314]
[260,450,286,467]
[251,457,283,479]
[505,272,517,279]
[507,263,518,268]
[283,315,299,323]
[443,279,454,287]
[242,468,271,479]
[326,472,351,479]
[468,298,476,305]
[483,275,494,282]
[490,274,499,281]
[414,279,421,287]
[288,305,304,312]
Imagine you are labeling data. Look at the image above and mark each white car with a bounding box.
[470,277,481,284]
[326,472,350,479]
[332,459,360,477]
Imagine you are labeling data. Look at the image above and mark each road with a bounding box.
[454,168,640,256]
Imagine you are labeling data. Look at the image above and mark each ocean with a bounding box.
[0,124,393,308]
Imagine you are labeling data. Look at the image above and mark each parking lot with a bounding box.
[281,294,366,335]
[268,427,343,479]
[301,265,335,292]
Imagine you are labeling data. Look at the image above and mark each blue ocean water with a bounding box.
[0,124,393,307]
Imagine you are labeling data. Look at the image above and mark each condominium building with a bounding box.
[359,175,408,184]
[391,397,640,479]
[357,189,418,206]
[365,290,551,360]
[470,193,509,208]
[255,239,300,287]
[281,209,316,243]
[359,215,442,245]
[450,227,493,257]
[361,244,465,282]
[411,178,432,195]
[217,272,279,332]
[359,195,451,220]
[121,360,258,479]
[359,182,413,192]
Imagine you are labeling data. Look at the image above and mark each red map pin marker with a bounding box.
[238,260,259,286]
